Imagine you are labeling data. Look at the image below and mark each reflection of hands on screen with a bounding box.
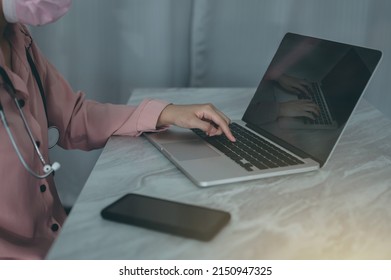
[277,74,311,96]
[279,100,320,120]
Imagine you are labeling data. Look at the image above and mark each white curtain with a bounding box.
[30,0,391,206]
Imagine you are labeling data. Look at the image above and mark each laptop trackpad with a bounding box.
[161,141,220,161]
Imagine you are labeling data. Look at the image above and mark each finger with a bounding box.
[210,106,232,125]
[211,119,236,142]
[301,105,319,116]
[302,111,316,120]
[297,84,310,96]
[192,117,232,140]
[207,124,222,137]
[199,108,236,142]
[306,103,320,115]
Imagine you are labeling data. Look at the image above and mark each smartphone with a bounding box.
[101,193,230,241]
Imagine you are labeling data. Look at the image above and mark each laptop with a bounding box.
[145,33,382,187]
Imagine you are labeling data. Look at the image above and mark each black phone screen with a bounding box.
[101,193,231,241]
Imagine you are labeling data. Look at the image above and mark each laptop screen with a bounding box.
[242,33,381,166]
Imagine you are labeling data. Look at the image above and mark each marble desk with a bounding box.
[47,88,391,260]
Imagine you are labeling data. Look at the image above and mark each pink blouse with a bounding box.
[0,24,169,259]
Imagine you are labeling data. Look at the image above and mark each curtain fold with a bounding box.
[189,0,376,87]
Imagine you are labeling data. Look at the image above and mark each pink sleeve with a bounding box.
[32,45,170,151]
[113,98,170,136]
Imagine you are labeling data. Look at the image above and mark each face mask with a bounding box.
[2,0,72,26]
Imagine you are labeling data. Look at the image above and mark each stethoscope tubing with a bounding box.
[0,109,55,178]
[12,93,48,165]
[0,65,60,179]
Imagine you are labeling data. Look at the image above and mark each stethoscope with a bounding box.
[0,46,60,179]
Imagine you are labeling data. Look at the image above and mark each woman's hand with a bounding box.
[157,103,236,142]
[277,74,311,96]
[279,100,320,120]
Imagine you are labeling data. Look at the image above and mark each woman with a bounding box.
[0,0,235,259]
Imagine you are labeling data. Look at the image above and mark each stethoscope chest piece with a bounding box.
[48,126,59,149]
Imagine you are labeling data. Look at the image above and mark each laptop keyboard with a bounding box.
[192,123,304,172]
[299,83,333,125]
